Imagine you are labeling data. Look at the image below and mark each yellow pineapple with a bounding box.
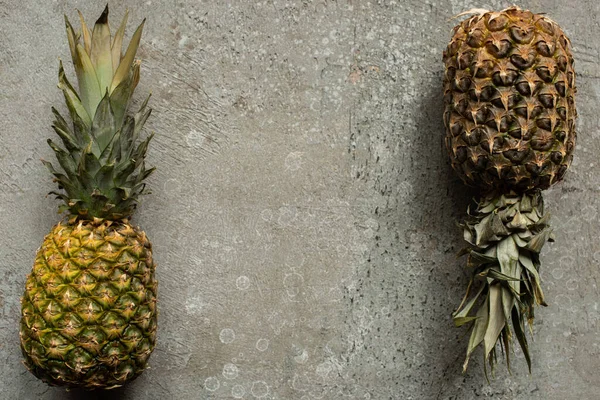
[20,6,157,388]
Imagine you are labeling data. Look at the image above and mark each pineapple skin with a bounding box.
[443,7,576,194]
[20,220,157,389]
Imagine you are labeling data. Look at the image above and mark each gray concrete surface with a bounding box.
[1,0,599,399]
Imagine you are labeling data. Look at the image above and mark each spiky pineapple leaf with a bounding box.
[77,10,92,54]
[133,95,152,137]
[507,210,529,230]
[111,10,129,73]
[47,140,78,181]
[479,268,521,282]
[75,43,102,118]
[519,253,547,306]
[512,233,528,247]
[501,286,514,324]
[109,62,141,127]
[51,124,79,154]
[467,249,497,267]
[90,6,113,97]
[520,194,533,212]
[497,235,518,275]
[456,191,552,374]
[92,93,116,156]
[463,295,489,372]
[111,18,145,92]
[526,229,553,253]
[42,159,79,195]
[58,62,92,129]
[453,284,485,327]
[484,285,505,357]
[51,107,85,157]
[511,307,532,373]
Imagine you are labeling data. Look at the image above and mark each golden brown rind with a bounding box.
[443,7,576,193]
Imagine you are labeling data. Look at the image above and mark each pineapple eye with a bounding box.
[510,24,535,44]
[485,39,512,58]
[466,28,486,47]
[510,53,535,70]
[536,40,554,57]
[485,13,509,31]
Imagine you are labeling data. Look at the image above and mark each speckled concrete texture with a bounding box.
[1,0,600,399]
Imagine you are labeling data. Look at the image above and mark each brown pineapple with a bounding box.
[443,7,576,374]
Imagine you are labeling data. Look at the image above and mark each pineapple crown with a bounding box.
[46,5,154,221]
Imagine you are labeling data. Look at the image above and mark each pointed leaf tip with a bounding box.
[111,9,129,72]
[111,17,145,92]
[97,4,109,25]
[77,10,92,55]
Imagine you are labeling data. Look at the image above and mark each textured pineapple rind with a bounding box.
[443,7,576,194]
[20,220,157,389]
[453,191,550,373]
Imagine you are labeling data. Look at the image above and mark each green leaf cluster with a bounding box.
[454,191,552,377]
[45,6,153,220]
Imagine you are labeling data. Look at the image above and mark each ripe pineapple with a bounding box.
[443,7,576,373]
[20,6,157,389]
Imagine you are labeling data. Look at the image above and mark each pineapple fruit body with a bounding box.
[21,220,157,388]
[20,6,157,389]
[443,7,576,374]
[443,7,576,193]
